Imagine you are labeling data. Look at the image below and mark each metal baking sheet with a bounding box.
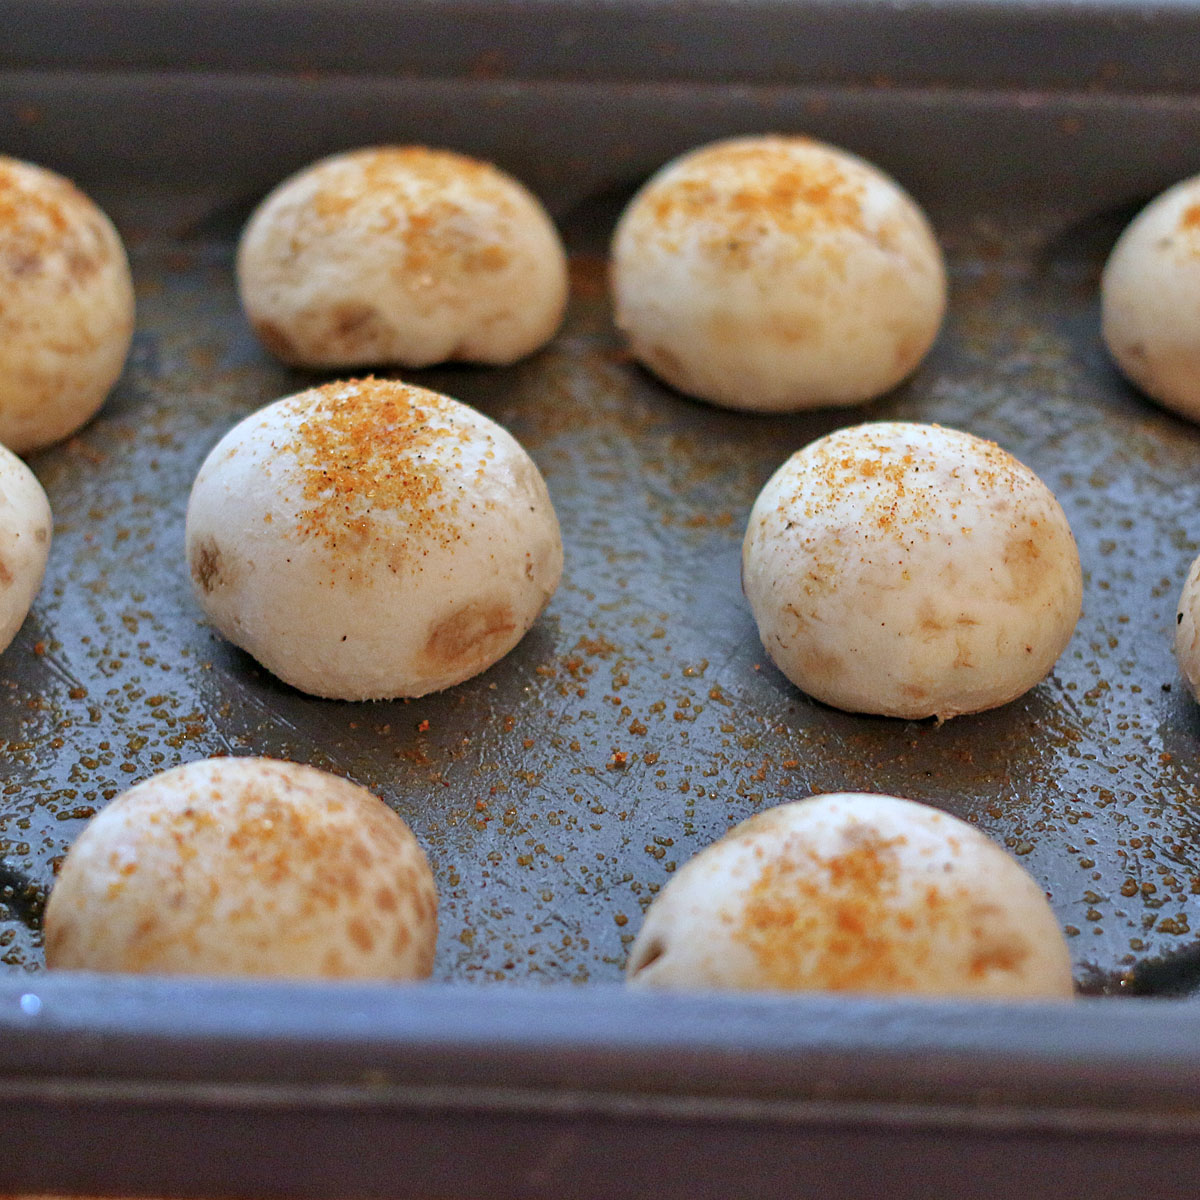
[0,150,1197,994]
[3,0,1200,1194]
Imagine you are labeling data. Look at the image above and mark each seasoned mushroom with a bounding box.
[0,444,51,654]
[1175,553,1200,701]
[610,135,946,411]
[185,377,562,699]
[742,422,1082,720]
[238,146,568,368]
[44,757,438,979]
[1102,173,1200,424]
[627,793,1075,999]
[0,157,134,453]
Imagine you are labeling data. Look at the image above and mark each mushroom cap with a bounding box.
[742,422,1082,720]
[626,793,1075,999]
[0,443,51,654]
[1102,173,1200,424]
[237,145,568,369]
[610,135,946,412]
[43,757,438,979]
[1175,553,1200,701]
[185,377,562,700]
[0,156,134,453]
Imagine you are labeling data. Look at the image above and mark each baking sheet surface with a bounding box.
[0,187,1197,996]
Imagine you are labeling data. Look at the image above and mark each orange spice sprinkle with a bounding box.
[304,147,517,276]
[0,161,72,238]
[786,425,1030,543]
[0,159,105,279]
[645,138,867,251]
[738,827,938,991]
[288,378,478,553]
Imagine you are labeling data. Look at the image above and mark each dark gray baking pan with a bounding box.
[3,0,1200,1195]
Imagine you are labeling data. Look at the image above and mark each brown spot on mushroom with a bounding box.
[952,636,974,670]
[133,914,158,942]
[347,917,374,953]
[892,329,927,372]
[969,935,1031,978]
[769,311,822,345]
[1003,530,1047,600]
[628,935,667,976]
[191,537,226,594]
[331,515,375,557]
[465,242,511,272]
[66,243,102,282]
[639,341,689,386]
[0,557,12,588]
[329,301,389,350]
[916,599,947,634]
[423,599,516,673]
[376,886,398,913]
[42,912,72,962]
[252,319,301,362]
[391,922,412,957]
[6,250,41,276]
[794,641,844,689]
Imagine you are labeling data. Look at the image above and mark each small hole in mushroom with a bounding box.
[628,936,667,976]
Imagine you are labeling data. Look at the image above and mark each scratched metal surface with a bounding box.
[0,184,1197,997]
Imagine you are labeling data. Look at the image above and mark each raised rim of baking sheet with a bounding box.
[2,977,1200,1199]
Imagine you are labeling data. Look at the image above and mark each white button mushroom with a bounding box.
[237,146,569,369]
[626,793,1075,999]
[1175,553,1200,701]
[0,157,135,453]
[610,135,946,412]
[43,757,438,979]
[1102,173,1200,424]
[0,444,51,654]
[742,422,1082,721]
[185,377,562,700]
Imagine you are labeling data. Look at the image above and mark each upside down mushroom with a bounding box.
[610,135,946,411]
[185,377,562,700]
[237,146,568,369]
[626,793,1074,999]
[742,421,1082,720]
[0,156,134,453]
[0,444,51,655]
[44,757,438,979]
[1102,172,1200,425]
